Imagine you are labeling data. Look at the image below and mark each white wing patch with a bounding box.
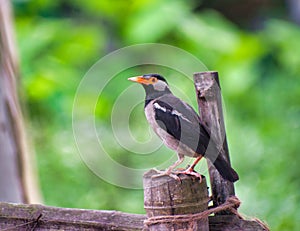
[171,109,191,123]
[153,102,167,112]
[154,102,191,123]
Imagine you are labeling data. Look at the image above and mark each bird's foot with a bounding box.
[178,167,202,182]
[152,168,181,181]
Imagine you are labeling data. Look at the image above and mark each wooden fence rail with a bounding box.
[0,201,268,231]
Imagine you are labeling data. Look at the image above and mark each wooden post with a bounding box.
[193,71,235,212]
[143,169,209,230]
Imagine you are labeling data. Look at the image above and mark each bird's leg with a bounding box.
[180,156,203,182]
[152,153,184,181]
[165,153,185,173]
[190,155,202,169]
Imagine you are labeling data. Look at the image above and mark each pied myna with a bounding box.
[128,74,239,182]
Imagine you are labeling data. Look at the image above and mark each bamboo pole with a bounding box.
[0,0,41,203]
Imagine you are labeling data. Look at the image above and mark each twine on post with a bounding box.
[144,196,241,227]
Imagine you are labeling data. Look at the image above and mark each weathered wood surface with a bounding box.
[143,169,209,230]
[0,202,145,231]
[209,215,269,231]
[0,202,268,231]
[194,71,236,213]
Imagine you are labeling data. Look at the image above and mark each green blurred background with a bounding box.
[12,0,300,230]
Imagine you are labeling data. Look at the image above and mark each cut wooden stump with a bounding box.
[143,169,209,230]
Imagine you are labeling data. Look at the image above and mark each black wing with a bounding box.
[153,96,210,155]
[153,95,239,182]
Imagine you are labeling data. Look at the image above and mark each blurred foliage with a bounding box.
[12,0,300,230]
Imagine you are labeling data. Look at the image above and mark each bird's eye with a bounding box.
[151,77,156,83]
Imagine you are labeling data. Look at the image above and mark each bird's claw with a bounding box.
[179,167,202,182]
[151,168,202,182]
[152,168,181,182]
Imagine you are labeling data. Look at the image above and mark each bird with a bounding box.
[128,74,239,182]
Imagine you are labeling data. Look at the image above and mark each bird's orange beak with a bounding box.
[128,76,152,85]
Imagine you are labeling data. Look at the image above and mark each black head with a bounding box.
[142,74,168,84]
[128,73,172,102]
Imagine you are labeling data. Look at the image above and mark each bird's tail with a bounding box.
[210,154,239,182]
